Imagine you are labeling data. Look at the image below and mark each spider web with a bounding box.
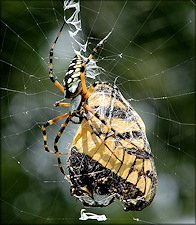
[0,0,195,224]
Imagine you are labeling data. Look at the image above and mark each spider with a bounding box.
[42,21,113,179]
[42,21,157,211]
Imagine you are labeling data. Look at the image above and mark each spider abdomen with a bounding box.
[63,55,83,98]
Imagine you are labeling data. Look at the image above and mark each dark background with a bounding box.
[1,1,195,224]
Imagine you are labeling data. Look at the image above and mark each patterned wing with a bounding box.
[68,83,157,211]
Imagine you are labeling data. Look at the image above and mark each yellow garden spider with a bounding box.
[42,21,113,178]
[42,21,157,211]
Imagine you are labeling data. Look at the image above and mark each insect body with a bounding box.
[68,83,157,211]
[42,21,157,211]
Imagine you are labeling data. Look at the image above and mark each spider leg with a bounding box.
[81,111,123,163]
[82,103,144,151]
[49,21,66,93]
[42,112,70,154]
[55,103,71,107]
[54,98,71,107]
[80,32,111,95]
[53,115,74,180]
[84,81,113,99]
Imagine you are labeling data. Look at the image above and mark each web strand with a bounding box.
[1,1,195,224]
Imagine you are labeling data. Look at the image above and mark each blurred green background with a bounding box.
[1,1,195,224]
